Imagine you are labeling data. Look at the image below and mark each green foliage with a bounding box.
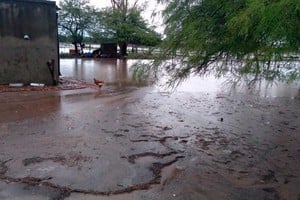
[58,0,161,56]
[89,2,161,56]
[154,0,300,86]
[58,34,72,43]
[58,0,96,53]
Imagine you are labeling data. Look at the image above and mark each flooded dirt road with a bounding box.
[0,58,299,200]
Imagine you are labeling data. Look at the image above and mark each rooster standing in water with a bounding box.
[93,78,104,88]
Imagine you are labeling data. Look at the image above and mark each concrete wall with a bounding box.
[0,0,59,85]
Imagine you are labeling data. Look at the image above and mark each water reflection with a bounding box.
[0,92,62,123]
[60,58,300,99]
[60,58,137,84]
[248,81,300,98]
[156,74,299,98]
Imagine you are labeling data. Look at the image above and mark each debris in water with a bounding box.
[9,83,24,87]
[30,83,45,87]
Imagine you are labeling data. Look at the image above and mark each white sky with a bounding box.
[53,0,165,33]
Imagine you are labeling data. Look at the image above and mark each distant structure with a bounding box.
[0,0,59,85]
[93,43,118,58]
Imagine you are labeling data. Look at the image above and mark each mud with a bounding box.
[0,58,299,200]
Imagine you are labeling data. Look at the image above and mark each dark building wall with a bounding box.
[101,43,118,58]
[0,0,59,85]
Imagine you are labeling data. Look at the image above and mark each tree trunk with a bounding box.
[73,42,79,56]
[80,43,85,55]
[119,42,128,58]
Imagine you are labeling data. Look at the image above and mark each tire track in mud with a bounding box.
[0,154,184,199]
[0,135,186,199]
[22,154,90,167]
[122,151,178,164]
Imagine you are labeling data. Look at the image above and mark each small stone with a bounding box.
[163,126,172,130]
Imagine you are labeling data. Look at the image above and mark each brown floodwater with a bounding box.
[60,58,300,99]
[0,58,299,200]
[60,58,142,89]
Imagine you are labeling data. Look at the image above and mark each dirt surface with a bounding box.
[0,59,299,200]
[1,86,299,200]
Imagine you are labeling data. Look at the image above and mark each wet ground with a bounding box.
[0,58,300,200]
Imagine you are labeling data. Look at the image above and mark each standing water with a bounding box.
[0,58,299,200]
[60,58,300,99]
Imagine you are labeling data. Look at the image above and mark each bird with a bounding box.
[93,78,104,88]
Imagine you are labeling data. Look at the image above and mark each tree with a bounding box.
[92,0,161,57]
[154,0,300,86]
[58,0,96,55]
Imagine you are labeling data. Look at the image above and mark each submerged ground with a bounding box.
[0,59,299,200]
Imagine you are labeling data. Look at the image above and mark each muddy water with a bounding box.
[0,58,299,200]
[60,58,146,89]
[60,58,300,98]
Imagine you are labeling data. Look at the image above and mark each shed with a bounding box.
[0,0,59,85]
[100,43,118,58]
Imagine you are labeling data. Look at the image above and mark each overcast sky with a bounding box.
[53,0,165,33]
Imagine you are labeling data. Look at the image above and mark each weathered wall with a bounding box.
[0,0,59,85]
